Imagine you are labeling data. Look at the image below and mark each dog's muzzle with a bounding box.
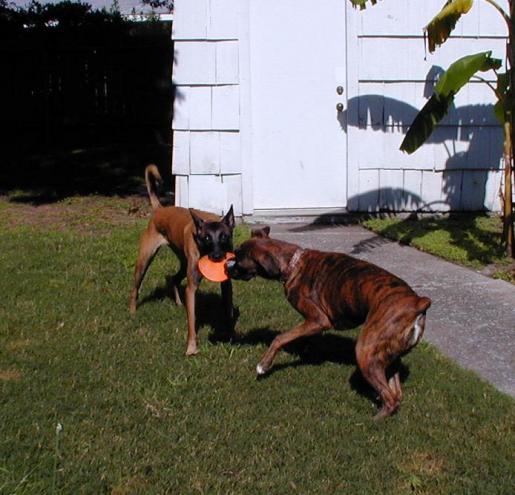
[226,259,254,280]
[226,258,237,277]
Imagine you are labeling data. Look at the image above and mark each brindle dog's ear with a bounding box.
[251,226,271,239]
[222,205,235,230]
[189,209,205,233]
[258,252,280,278]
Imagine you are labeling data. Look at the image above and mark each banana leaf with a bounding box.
[400,51,502,154]
[349,0,380,9]
[399,93,455,154]
[425,0,474,53]
[435,51,501,96]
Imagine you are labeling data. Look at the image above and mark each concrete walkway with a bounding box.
[264,222,515,398]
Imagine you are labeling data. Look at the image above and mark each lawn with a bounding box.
[1,196,514,494]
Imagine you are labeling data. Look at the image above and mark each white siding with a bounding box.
[404,170,423,210]
[347,0,507,212]
[188,175,224,212]
[222,174,243,216]
[171,131,242,176]
[208,0,239,40]
[212,86,240,130]
[484,170,502,211]
[187,86,212,130]
[173,42,216,85]
[216,41,239,83]
[172,0,208,40]
[220,132,241,174]
[359,38,506,82]
[171,131,190,174]
[172,0,242,215]
[190,132,220,174]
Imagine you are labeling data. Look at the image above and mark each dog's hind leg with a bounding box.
[388,370,403,403]
[385,357,403,404]
[129,224,167,315]
[355,334,399,420]
[169,254,187,306]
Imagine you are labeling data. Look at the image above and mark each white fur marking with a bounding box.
[409,314,424,347]
[256,363,266,375]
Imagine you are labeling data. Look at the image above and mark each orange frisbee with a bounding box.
[198,252,235,282]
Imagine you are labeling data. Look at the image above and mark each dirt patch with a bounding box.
[0,195,152,234]
[6,339,31,352]
[0,369,23,382]
[111,475,149,495]
[398,450,445,476]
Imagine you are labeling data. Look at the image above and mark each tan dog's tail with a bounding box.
[145,164,162,210]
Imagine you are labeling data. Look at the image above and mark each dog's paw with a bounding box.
[256,363,267,376]
[373,403,399,421]
[185,344,199,357]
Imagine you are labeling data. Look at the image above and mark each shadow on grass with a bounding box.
[138,279,239,340]
[2,144,174,206]
[363,212,506,268]
[292,204,508,270]
[236,327,409,406]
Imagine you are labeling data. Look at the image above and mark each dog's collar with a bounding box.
[282,248,305,283]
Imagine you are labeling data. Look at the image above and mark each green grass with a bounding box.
[1,198,514,494]
[363,214,515,282]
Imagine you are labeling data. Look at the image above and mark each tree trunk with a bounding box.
[503,121,514,257]
[504,1,515,257]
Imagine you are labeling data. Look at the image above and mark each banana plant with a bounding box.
[350,0,515,257]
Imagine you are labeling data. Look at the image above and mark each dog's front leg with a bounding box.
[221,280,234,336]
[256,317,330,376]
[185,269,201,356]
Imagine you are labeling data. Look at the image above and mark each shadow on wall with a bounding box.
[338,66,504,212]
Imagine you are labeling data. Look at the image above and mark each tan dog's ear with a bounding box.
[251,226,271,239]
[222,205,235,230]
[189,209,205,233]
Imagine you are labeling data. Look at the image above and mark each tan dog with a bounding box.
[129,164,235,355]
[227,227,431,419]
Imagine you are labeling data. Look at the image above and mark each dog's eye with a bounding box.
[220,233,228,242]
[204,235,212,243]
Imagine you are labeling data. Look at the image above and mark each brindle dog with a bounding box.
[129,164,235,356]
[227,227,431,419]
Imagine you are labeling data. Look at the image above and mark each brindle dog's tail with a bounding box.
[145,164,162,210]
[416,296,431,314]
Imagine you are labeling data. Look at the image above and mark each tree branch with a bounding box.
[471,74,501,98]
[483,0,511,29]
